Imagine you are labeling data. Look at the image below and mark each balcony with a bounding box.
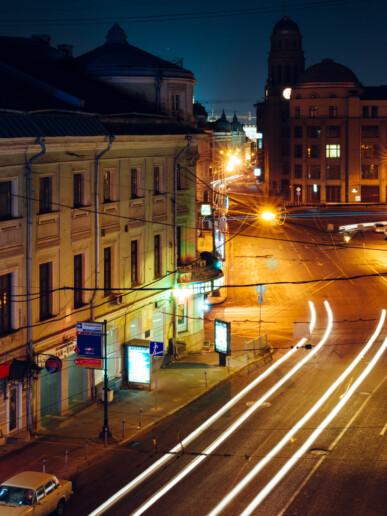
[36,212,59,245]
[101,202,120,235]
[71,208,91,239]
[0,218,22,251]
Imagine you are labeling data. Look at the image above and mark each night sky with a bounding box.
[1,0,386,120]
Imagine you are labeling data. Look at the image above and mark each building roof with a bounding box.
[272,16,301,36]
[99,114,204,136]
[297,59,360,85]
[76,23,194,80]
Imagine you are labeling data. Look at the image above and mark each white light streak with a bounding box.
[131,302,330,516]
[89,302,316,516]
[210,309,385,516]
[241,326,387,515]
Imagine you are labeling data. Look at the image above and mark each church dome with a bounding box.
[213,110,231,132]
[297,59,359,84]
[272,16,301,36]
[231,113,243,132]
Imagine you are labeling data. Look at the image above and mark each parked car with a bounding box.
[384,227,387,240]
[0,471,72,515]
[373,223,385,233]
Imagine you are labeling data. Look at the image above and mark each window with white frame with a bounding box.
[39,261,53,320]
[0,179,16,220]
[154,165,163,195]
[131,168,142,199]
[103,169,116,203]
[39,176,53,213]
[73,172,86,208]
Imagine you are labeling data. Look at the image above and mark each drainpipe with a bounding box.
[26,138,46,432]
[172,135,191,355]
[90,135,114,322]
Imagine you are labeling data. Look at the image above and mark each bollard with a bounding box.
[245,340,249,363]
[122,419,126,438]
[85,439,88,460]
[228,356,230,373]
[138,407,143,428]
[64,451,68,472]
[42,459,46,473]
[204,371,207,388]
[104,428,108,448]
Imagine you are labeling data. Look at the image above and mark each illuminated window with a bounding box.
[307,144,320,158]
[0,273,12,334]
[309,106,318,118]
[361,144,378,158]
[326,144,341,158]
[361,164,378,179]
[103,170,116,202]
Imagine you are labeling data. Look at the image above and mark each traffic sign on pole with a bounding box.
[149,341,164,356]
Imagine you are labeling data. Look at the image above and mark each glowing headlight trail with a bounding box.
[241,333,387,516]
[89,302,316,516]
[131,302,331,516]
[209,309,386,516]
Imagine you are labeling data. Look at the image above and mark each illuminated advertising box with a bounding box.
[214,319,231,356]
[124,344,151,385]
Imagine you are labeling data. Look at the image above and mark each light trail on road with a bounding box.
[241,322,387,515]
[209,309,386,516]
[130,301,332,516]
[89,302,317,516]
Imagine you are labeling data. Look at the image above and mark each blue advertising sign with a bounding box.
[127,345,151,384]
[149,341,164,356]
[76,333,103,358]
[214,319,231,356]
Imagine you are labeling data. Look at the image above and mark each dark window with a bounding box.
[131,168,138,198]
[307,126,321,138]
[0,273,12,334]
[326,186,341,202]
[281,162,289,175]
[203,190,209,203]
[103,170,111,202]
[39,262,52,320]
[307,144,321,158]
[361,164,378,179]
[308,165,320,179]
[294,126,303,138]
[73,173,84,208]
[294,164,303,178]
[329,106,337,118]
[104,247,111,296]
[154,166,161,195]
[177,226,182,266]
[362,106,369,118]
[0,181,12,220]
[326,126,341,138]
[74,254,83,308]
[294,145,303,158]
[326,164,341,179]
[281,143,289,156]
[177,166,185,190]
[131,240,138,284]
[171,94,181,117]
[362,126,379,138]
[371,106,378,118]
[361,144,379,158]
[309,106,318,118]
[295,107,300,119]
[154,235,161,277]
[39,177,52,213]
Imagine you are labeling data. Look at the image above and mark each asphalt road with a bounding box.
[66,202,387,516]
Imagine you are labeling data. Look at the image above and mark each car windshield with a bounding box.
[0,485,34,505]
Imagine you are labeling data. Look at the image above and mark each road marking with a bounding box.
[340,377,353,399]
[380,420,387,436]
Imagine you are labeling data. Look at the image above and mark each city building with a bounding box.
[257,16,387,204]
[0,26,221,439]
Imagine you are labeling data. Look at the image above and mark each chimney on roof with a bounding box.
[32,34,51,44]
[58,44,74,58]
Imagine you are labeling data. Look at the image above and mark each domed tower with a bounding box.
[266,16,305,97]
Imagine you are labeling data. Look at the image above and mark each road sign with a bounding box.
[74,357,103,369]
[45,356,62,373]
[76,333,103,358]
[266,256,279,271]
[76,322,103,334]
[256,284,267,294]
[258,293,264,305]
[149,341,164,356]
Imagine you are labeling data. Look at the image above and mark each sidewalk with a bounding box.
[0,344,270,484]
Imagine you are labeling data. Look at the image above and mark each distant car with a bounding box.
[0,471,72,515]
[384,228,387,240]
[373,223,385,233]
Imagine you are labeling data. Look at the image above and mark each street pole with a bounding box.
[99,320,111,438]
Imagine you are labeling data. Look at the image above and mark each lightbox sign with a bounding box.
[201,204,212,216]
[127,345,151,384]
[214,319,231,356]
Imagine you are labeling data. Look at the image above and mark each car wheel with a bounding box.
[55,499,66,515]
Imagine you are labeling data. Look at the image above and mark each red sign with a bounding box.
[74,357,103,369]
[0,362,10,379]
[45,356,62,374]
